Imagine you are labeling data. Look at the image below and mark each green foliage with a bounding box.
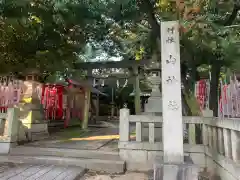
[0,0,239,80]
[184,92,201,116]
[0,0,121,74]
[180,0,240,67]
[0,0,78,73]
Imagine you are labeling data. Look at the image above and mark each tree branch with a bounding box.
[223,4,240,26]
[138,0,160,40]
[138,0,161,57]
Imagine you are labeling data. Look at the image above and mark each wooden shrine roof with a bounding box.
[67,78,108,96]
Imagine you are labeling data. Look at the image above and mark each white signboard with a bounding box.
[161,21,184,163]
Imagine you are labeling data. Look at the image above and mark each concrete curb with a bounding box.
[10,146,120,160]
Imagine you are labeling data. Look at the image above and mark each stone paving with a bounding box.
[0,124,138,180]
[24,125,135,152]
[0,162,85,180]
[25,127,119,150]
[79,171,150,180]
[0,163,150,180]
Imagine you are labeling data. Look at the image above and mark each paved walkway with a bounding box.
[0,162,85,180]
[26,127,119,151]
[80,172,150,180]
[24,125,135,152]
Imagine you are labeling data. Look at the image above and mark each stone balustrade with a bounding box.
[119,108,240,180]
[203,118,240,180]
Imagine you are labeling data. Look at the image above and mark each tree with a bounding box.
[0,0,118,75]
[178,0,240,115]
[1,0,239,117]
[124,0,239,115]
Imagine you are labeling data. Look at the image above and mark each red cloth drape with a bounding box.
[41,81,84,128]
[57,86,63,119]
[41,85,46,105]
[219,85,228,113]
[41,85,64,120]
[196,80,207,110]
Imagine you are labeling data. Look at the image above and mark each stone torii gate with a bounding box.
[73,59,149,122]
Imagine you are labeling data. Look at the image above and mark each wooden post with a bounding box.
[82,69,92,129]
[111,88,115,118]
[82,88,91,129]
[96,94,99,119]
[133,66,141,115]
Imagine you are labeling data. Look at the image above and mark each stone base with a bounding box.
[119,148,206,171]
[145,97,162,113]
[18,122,49,142]
[202,109,213,118]
[154,163,200,180]
[0,140,17,154]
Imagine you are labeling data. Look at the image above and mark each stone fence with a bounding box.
[118,108,240,180]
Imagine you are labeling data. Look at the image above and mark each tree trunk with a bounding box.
[181,62,192,116]
[181,90,192,116]
[190,61,197,92]
[209,61,221,117]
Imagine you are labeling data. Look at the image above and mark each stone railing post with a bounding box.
[136,122,142,142]
[149,123,155,143]
[212,127,218,150]
[188,124,196,145]
[0,107,19,154]
[230,129,240,162]
[207,126,213,148]
[217,128,224,155]
[119,108,130,142]
[202,114,213,147]
[6,108,19,142]
[202,124,208,146]
[223,129,232,159]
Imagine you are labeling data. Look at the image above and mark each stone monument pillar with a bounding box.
[18,71,48,141]
[153,20,200,180]
[161,21,184,164]
[144,71,162,114]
